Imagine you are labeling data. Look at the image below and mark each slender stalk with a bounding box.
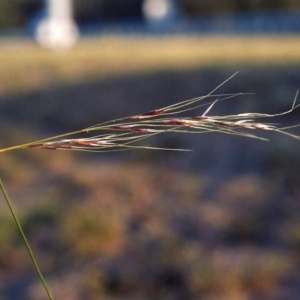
[0,179,54,300]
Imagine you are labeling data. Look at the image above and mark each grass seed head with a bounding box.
[0,74,299,153]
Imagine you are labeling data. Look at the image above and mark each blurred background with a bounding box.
[1,1,300,299]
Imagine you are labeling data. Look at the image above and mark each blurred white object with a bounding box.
[142,0,179,23]
[35,0,79,50]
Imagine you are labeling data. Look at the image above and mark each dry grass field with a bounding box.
[1,34,300,96]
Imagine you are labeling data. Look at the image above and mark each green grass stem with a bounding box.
[0,179,54,300]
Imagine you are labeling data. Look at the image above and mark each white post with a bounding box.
[35,0,79,50]
[142,0,179,24]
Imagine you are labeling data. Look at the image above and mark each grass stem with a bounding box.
[0,179,54,300]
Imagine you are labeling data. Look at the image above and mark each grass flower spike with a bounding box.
[0,73,299,154]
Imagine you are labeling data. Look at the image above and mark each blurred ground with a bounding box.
[0,35,300,300]
[1,35,300,96]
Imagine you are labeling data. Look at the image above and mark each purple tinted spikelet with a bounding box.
[125,109,165,120]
